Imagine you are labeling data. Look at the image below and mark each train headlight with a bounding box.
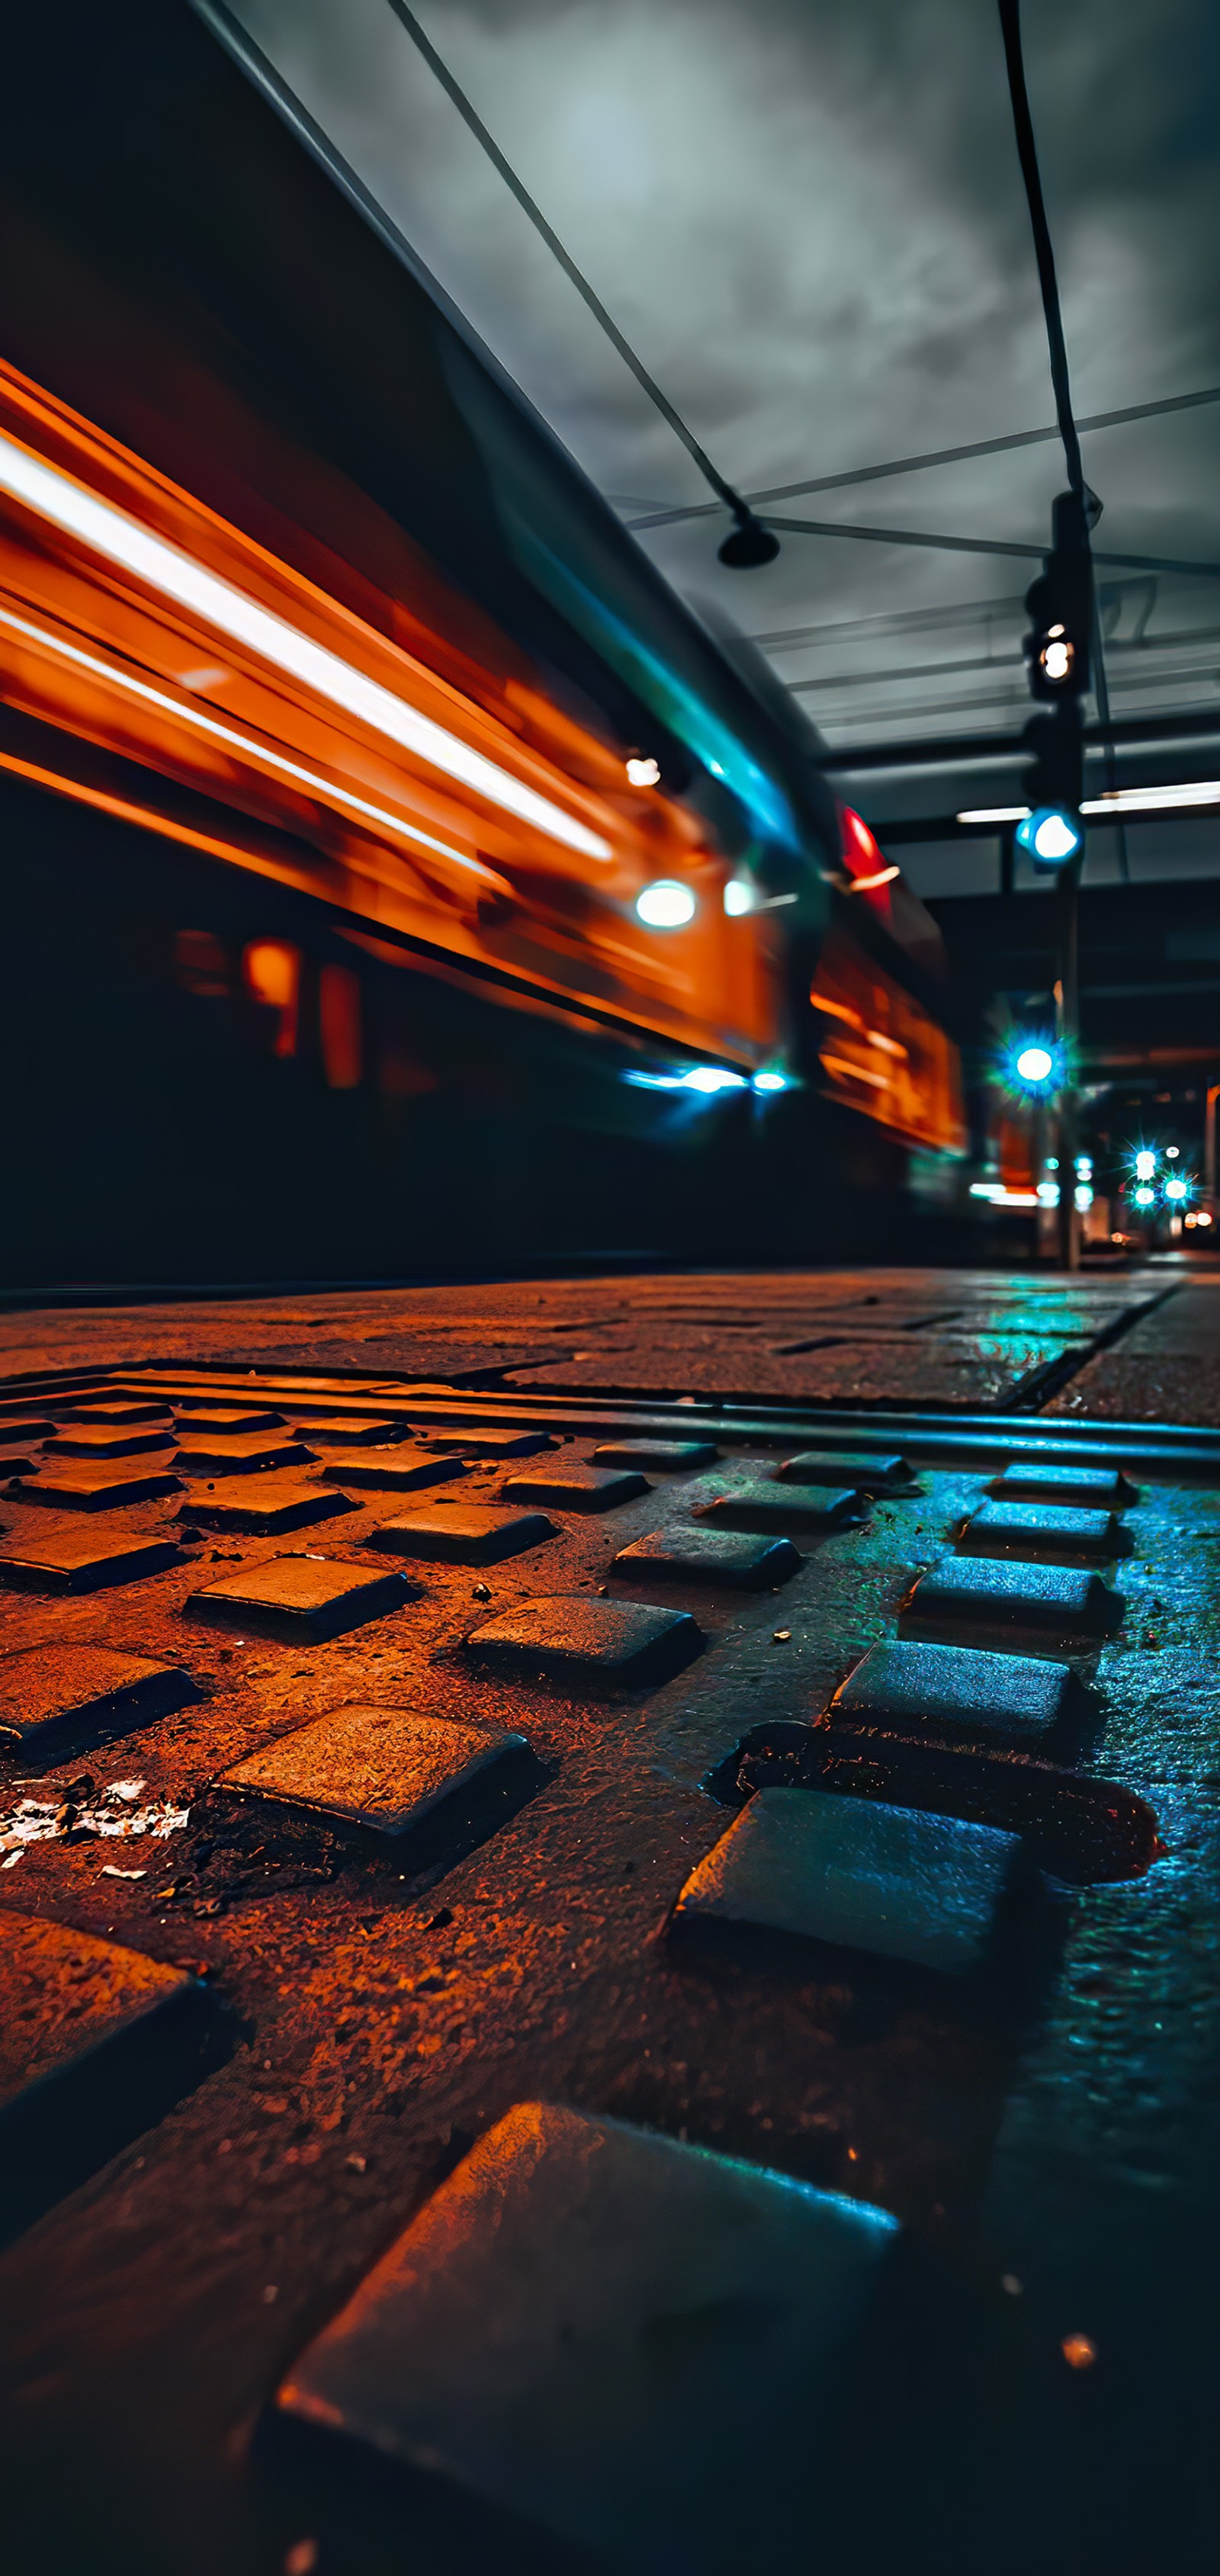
[636,881,696,928]
[724,878,754,915]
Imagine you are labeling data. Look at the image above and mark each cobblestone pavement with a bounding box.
[1,1264,1218,2574]
[5,1260,1215,1415]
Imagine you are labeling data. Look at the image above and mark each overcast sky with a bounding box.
[226,0,1220,887]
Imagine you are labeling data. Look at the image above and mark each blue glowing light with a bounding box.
[1015,807,1084,866]
[624,1065,747,1094]
[1003,1033,1064,1096]
[752,1071,788,1093]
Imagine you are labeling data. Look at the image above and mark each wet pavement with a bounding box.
[0,1264,1218,2573]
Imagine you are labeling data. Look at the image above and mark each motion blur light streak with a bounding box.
[0,603,499,880]
[845,864,901,891]
[0,425,613,862]
[623,1065,747,1092]
[959,782,1220,826]
[635,880,697,927]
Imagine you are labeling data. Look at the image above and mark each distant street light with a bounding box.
[1004,1034,1064,1095]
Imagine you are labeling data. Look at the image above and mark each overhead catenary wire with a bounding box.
[626,383,1220,530]
[381,0,772,554]
[753,511,1220,579]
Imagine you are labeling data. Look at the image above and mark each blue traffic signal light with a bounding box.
[1015,805,1084,866]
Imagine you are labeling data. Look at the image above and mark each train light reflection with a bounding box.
[624,1065,747,1093]
[319,965,363,1090]
[243,940,300,1056]
[723,878,754,915]
[0,426,612,862]
[635,880,696,928]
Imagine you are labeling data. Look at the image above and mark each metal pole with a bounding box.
[1206,1083,1220,1211]
[1055,857,1082,1269]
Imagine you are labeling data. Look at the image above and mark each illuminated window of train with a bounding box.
[242,939,300,1057]
[173,929,231,998]
[318,962,363,1089]
[810,935,966,1156]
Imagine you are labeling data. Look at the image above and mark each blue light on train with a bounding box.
[752,1071,788,1092]
[624,1065,748,1093]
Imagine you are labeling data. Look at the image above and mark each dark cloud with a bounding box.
[228,0,1220,887]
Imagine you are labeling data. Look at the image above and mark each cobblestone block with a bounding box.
[60,1401,174,1425]
[175,1478,357,1535]
[185,1557,413,1643]
[367,1504,557,1563]
[830,1638,1077,1745]
[989,1462,1138,1511]
[955,1499,1126,1566]
[467,1595,702,1688]
[0,1642,197,1758]
[592,1438,719,1469]
[218,1703,533,1851]
[316,1447,468,1493]
[901,1557,1123,1653]
[172,1434,316,1476]
[775,1450,915,1491]
[419,1428,557,1457]
[500,1464,651,1511]
[612,1527,801,1588]
[0,1532,183,1592]
[8,1463,185,1510]
[44,1425,177,1458]
[277,2100,898,2573]
[673,1784,1022,1973]
[694,1482,865,1532]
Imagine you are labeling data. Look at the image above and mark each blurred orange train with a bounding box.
[0,0,966,1283]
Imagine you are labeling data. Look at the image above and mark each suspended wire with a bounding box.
[382,0,762,536]
[997,0,1087,499]
[625,383,1220,529]
[756,510,1220,579]
[785,636,1220,695]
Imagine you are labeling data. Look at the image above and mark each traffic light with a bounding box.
[1023,490,1093,701]
[1015,705,1084,866]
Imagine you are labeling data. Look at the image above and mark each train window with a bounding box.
[173,929,231,997]
[242,939,300,1056]
[810,933,967,1156]
[319,962,362,1089]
